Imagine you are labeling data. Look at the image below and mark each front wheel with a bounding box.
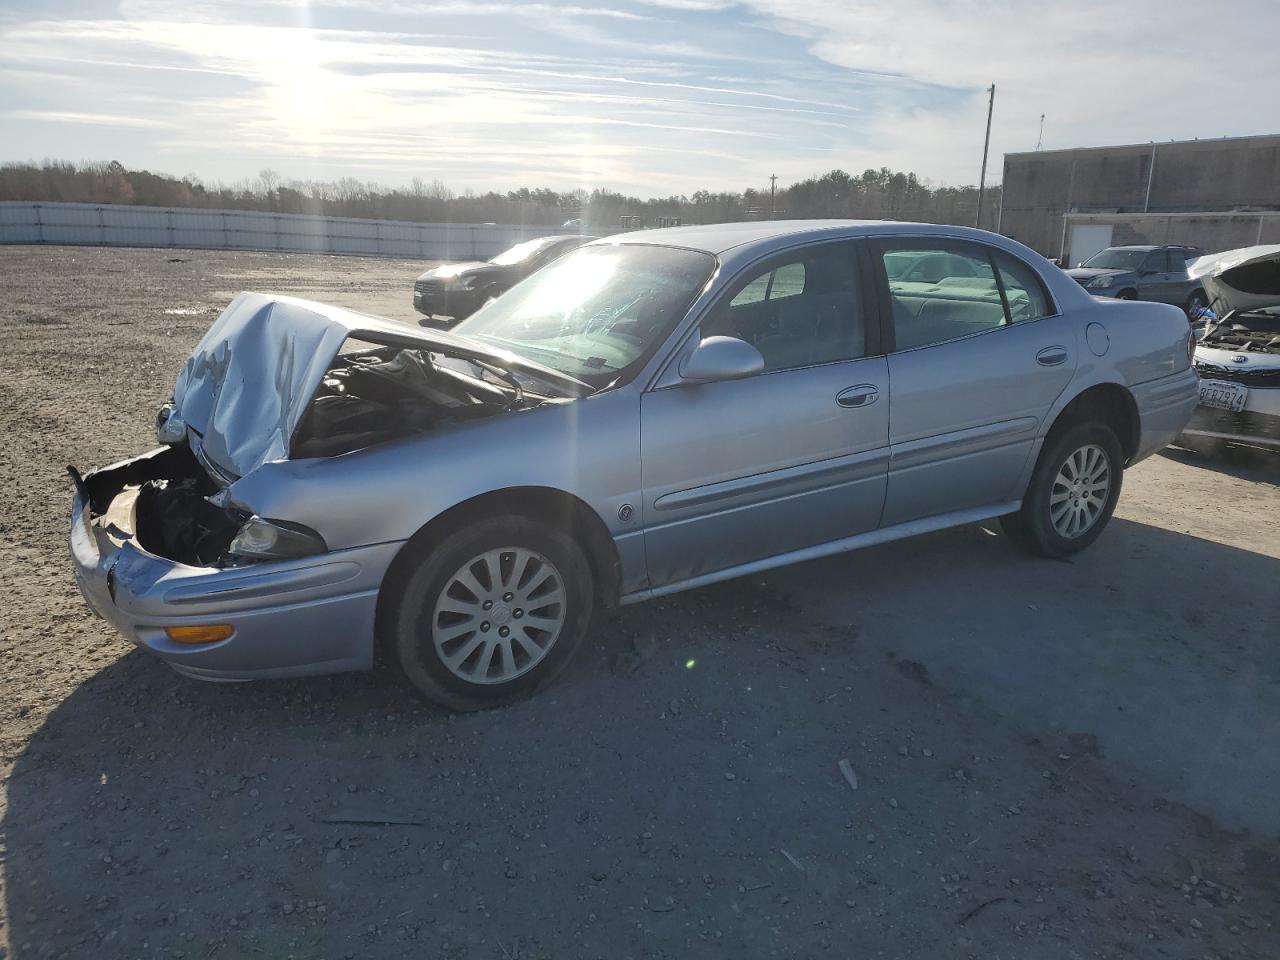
[1001,422,1124,558]
[384,515,595,710]
[1185,290,1208,320]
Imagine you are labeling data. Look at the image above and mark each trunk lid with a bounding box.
[172,293,584,480]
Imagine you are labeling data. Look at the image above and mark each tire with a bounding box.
[1185,290,1208,319]
[1001,421,1124,558]
[384,515,595,711]
[1115,290,1137,301]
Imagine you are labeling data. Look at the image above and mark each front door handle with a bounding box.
[1036,346,1068,367]
[836,384,879,408]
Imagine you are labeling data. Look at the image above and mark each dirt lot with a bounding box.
[1,245,1278,960]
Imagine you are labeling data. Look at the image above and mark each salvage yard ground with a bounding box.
[1,245,1278,960]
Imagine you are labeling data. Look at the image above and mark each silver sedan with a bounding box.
[70,221,1199,709]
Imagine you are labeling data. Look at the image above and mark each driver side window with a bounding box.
[705,245,866,371]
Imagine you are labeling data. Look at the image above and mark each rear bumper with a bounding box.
[1131,366,1199,463]
[70,453,404,681]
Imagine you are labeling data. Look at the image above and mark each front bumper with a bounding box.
[412,281,483,321]
[1182,392,1280,450]
[70,450,404,681]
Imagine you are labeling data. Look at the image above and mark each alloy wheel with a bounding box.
[431,547,566,684]
[1050,443,1111,538]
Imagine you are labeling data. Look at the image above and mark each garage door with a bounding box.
[1068,224,1114,268]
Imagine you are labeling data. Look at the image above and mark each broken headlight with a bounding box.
[228,516,327,560]
[156,401,187,445]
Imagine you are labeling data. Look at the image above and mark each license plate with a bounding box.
[1198,379,1248,412]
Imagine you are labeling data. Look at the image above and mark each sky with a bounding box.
[1,0,1277,196]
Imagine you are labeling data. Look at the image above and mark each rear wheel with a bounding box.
[1001,422,1124,558]
[1185,290,1208,319]
[385,515,594,710]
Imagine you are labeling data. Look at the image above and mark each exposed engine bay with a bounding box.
[75,295,573,570]
[291,345,516,459]
[91,347,521,567]
[75,444,244,567]
[1200,311,1280,355]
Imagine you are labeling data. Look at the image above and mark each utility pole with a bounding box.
[769,173,778,218]
[1143,142,1156,212]
[1035,113,1045,151]
[975,83,995,228]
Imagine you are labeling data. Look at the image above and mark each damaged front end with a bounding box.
[1184,246,1280,451]
[99,293,582,569]
[69,293,585,679]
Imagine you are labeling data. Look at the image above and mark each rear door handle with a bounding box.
[1036,346,1068,367]
[836,384,879,408]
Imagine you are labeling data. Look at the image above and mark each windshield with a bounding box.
[1082,248,1149,270]
[452,244,716,387]
[489,237,560,266]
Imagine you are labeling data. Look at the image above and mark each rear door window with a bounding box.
[878,241,1005,350]
[877,239,1054,350]
[991,250,1052,323]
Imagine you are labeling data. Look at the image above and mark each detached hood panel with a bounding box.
[172,293,573,480]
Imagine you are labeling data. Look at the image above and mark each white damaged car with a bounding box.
[1181,245,1280,453]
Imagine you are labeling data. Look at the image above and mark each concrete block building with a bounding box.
[999,134,1280,264]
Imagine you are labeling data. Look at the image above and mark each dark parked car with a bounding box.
[1064,245,1207,317]
[413,234,594,324]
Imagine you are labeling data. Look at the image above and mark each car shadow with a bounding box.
[756,515,1280,837]
[1161,442,1280,486]
[4,516,1279,958]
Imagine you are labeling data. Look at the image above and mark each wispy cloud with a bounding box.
[1,109,172,128]
[1,0,1275,193]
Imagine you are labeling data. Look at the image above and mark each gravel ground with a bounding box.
[1,245,1278,960]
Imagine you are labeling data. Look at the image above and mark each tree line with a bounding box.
[0,160,1002,231]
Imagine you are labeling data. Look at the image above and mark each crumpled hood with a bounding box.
[1188,244,1280,315]
[1064,267,1128,283]
[171,292,579,481]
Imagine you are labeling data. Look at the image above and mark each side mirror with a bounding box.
[679,336,764,383]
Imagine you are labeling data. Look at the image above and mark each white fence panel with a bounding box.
[0,201,563,259]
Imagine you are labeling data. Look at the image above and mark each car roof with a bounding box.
[1106,244,1200,252]
[595,219,1032,258]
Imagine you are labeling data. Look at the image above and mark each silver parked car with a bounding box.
[70,222,1199,710]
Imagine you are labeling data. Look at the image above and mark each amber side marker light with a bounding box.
[165,625,235,645]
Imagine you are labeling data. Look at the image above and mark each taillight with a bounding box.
[1187,329,1196,366]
